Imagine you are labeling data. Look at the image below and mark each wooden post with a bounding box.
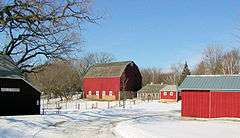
[42,108,45,115]
[108,101,110,108]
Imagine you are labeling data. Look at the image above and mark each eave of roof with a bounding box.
[138,84,166,93]
[160,85,178,92]
[0,76,41,94]
[179,75,240,91]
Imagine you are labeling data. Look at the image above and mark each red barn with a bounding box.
[83,61,142,101]
[179,75,240,118]
[160,85,178,102]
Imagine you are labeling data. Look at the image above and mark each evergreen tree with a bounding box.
[178,62,191,85]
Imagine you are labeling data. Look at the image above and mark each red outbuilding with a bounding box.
[83,61,142,101]
[160,85,178,102]
[179,75,240,118]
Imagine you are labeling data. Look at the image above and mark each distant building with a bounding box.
[0,54,41,116]
[179,75,240,118]
[160,85,179,102]
[137,83,166,100]
[83,61,142,101]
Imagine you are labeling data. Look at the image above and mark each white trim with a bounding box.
[96,91,99,96]
[88,91,92,95]
[109,91,113,96]
[102,91,106,96]
[0,76,41,93]
[1,88,20,92]
[163,92,167,96]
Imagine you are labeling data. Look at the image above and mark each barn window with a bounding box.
[109,91,113,96]
[88,91,92,95]
[1,88,20,93]
[102,91,106,96]
[36,100,40,106]
[96,91,99,96]
[164,92,167,96]
[170,92,173,96]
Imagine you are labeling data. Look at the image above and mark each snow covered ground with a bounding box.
[0,100,240,138]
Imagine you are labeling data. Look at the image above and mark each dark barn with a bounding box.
[83,61,142,101]
[0,54,41,116]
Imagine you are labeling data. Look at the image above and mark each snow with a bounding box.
[0,100,240,138]
[114,101,240,138]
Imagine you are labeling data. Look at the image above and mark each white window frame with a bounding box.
[170,92,173,96]
[96,91,99,96]
[163,92,167,96]
[88,91,92,95]
[36,100,40,106]
[109,91,113,96]
[1,88,20,93]
[102,91,106,96]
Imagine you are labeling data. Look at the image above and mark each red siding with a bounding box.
[160,91,177,100]
[181,90,210,118]
[83,77,120,100]
[211,92,240,118]
[182,90,240,118]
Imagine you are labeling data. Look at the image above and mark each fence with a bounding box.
[40,98,143,115]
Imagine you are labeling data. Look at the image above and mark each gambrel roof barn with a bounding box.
[83,61,142,101]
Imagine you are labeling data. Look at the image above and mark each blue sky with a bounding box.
[83,0,240,70]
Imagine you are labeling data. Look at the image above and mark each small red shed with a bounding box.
[160,85,178,102]
[83,61,142,101]
[179,75,240,118]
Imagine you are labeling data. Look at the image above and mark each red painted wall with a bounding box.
[182,90,240,118]
[83,77,120,100]
[181,90,210,118]
[210,92,240,118]
[160,91,177,100]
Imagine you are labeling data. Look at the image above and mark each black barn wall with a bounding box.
[0,78,40,116]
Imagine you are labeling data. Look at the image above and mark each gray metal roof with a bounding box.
[84,61,133,78]
[160,85,178,92]
[138,84,166,93]
[179,75,240,91]
[0,54,41,93]
[0,54,22,78]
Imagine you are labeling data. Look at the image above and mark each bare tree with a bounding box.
[193,61,206,75]
[0,0,99,72]
[140,68,163,86]
[202,45,224,74]
[222,48,240,74]
[28,60,82,101]
[169,63,184,85]
[76,52,115,76]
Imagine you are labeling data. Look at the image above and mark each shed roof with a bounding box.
[179,75,240,91]
[138,84,166,93]
[0,54,22,78]
[84,61,133,78]
[160,85,178,92]
[0,54,41,93]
